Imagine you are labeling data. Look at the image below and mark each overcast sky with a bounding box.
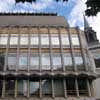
[0,0,100,41]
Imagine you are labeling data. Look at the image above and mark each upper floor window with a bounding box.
[52,54,61,70]
[8,54,16,65]
[30,34,39,45]
[10,34,18,45]
[61,34,69,45]
[74,52,83,66]
[19,54,28,66]
[71,35,80,46]
[30,54,39,66]
[63,53,72,66]
[0,34,8,45]
[20,34,28,45]
[41,34,49,45]
[51,34,59,46]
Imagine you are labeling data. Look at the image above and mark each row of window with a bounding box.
[0,78,90,97]
[0,34,79,46]
[0,53,84,70]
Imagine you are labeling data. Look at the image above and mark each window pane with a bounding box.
[18,80,28,96]
[20,34,28,45]
[64,53,72,66]
[61,34,69,45]
[42,79,52,96]
[66,78,76,96]
[41,54,50,66]
[51,34,59,45]
[71,35,79,45]
[74,53,83,65]
[30,34,38,45]
[52,54,61,66]
[0,34,8,45]
[30,55,39,66]
[41,54,50,70]
[30,80,40,96]
[10,34,18,45]
[19,55,27,66]
[54,79,64,96]
[41,34,49,45]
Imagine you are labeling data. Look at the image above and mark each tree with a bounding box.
[85,0,100,16]
[15,0,68,3]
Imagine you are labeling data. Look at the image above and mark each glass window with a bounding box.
[74,53,83,65]
[41,79,52,96]
[52,54,61,66]
[30,34,39,45]
[78,79,88,96]
[66,78,76,96]
[61,34,69,45]
[10,34,18,45]
[18,80,28,96]
[30,54,39,70]
[0,53,5,71]
[64,53,72,66]
[54,79,64,97]
[5,80,15,96]
[71,35,79,45]
[0,34,8,45]
[19,55,27,66]
[20,34,28,45]
[51,34,59,45]
[30,80,40,96]
[41,54,50,70]
[41,34,49,45]
[8,56,16,65]
[30,55,39,66]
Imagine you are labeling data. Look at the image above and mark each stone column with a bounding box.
[14,79,17,98]
[2,80,5,98]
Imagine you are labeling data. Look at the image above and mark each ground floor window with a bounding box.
[0,78,91,98]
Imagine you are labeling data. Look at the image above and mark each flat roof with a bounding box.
[0,14,68,27]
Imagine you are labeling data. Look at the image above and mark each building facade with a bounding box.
[0,13,97,100]
[84,24,100,100]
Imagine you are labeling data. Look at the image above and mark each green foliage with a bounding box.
[85,0,100,16]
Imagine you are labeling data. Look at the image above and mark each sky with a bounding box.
[0,0,100,41]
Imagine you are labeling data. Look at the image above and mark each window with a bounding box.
[54,79,64,97]
[64,53,72,66]
[10,34,18,45]
[63,53,73,71]
[61,34,69,45]
[20,34,28,45]
[0,53,5,71]
[30,80,40,96]
[41,54,50,70]
[18,80,28,96]
[30,54,39,70]
[51,34,59,45]
[19,55,27,66]
[71,35,79,46]
[41,79,52,96]
[78,79,88,96]
[41,34,49,45]
[66,78,76,96]
[52,54,62,70]
[30,34,39,45]
[5,80,15,96]
[0,34,8,45]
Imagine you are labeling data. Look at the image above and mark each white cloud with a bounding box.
[68,0,100,41]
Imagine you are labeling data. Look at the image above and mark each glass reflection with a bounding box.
[41,79,52,96]
[30,80,40,97]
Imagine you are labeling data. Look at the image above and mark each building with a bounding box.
[84,17,100,100]
[0,13,97,100]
